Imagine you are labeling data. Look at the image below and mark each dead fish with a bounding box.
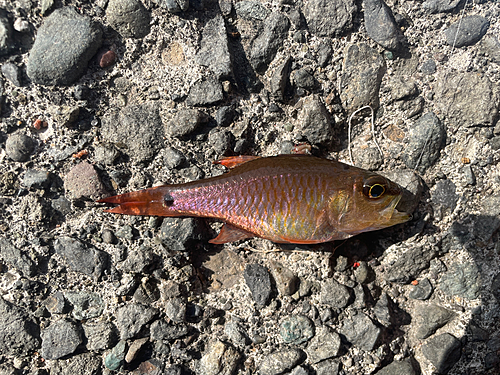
[98,155,410,244]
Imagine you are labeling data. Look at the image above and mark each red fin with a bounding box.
[213,155,261,169]
[291,143,312,155]
[209,224,255,244]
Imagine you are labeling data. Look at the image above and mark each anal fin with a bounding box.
[209,224,255,244]
[213,155,261,169]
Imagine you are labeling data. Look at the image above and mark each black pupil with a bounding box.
[370,184,385,198]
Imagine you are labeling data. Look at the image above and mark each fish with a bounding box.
[97,155,410,244]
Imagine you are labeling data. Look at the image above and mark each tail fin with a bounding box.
[97,186,176,216]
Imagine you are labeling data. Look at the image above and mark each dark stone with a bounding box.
[439,262,481,300]
[340,43,386,112]
[1,62,22,86]
[423,0,462,13]
[292,68,316,91]
[306,326,341,363]
[150,319,189,341]
[409,278,433,300]
[44,291,67,314]
[195,14,231,78]
[216,105,236,127]
[101,101,164,163]
[471,195,500,242]
[340,310,381,351]
[387,76,418,102]
[401,112,445,172]
[270,57,292,102]
[165,297,186,323]
[320,278,351,309]
[166,109,208,138]
[50,352,102,375]
[0,10,13,56]
[444,15,489,48]
[421,333,461,374]
[41,320,82,360]
[364,0,405,51]
[121,245,156,273]
[208,128,233,155]
[0,297,40,356]
[5,133,34,162]
[64,291,104,320]
[26,7,102,85]
[106,0,151,38]
[164,147,186,169]
[258,349,304,375]
[384,246,437,283]
[317,41,333,67]
[375,358,417,375]
[480,35,500,64]
[250,12,290,73]
[54,236,107,279]
[22,169,52,190]
[432,179,458,212]
[244,263,273,307]
[269,260,298,296]
[373,293,395,327]
[116,303,158,340]
[315,359,340,375]
[225,320,250,347]
[234,1,270,21]
[296,94,333,146]
[413,303,455,340]
[491,272,500,303]
[280,315,314,344]
[64,161,106,200]
[186,77,224,106]
[354,147,383,171]
[420,59,436,75]
[82,320,117,351]
[302,0,357,37]
[74,85,91,100]
[159,217,210,251]
[435,72,499,127]
[0,237,36,276]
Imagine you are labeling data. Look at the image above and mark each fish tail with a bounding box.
[97,186,178,216]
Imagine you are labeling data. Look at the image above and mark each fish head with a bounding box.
[334,173,411,236]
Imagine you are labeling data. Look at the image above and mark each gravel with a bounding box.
[0,1,499,374]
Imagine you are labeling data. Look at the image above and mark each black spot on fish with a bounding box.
[164,194,174,206]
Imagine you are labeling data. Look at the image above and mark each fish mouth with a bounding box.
[378,195,411,226]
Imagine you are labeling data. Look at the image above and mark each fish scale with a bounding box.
[98,155,410,244]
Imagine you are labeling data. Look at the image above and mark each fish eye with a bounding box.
[363,177,387,199]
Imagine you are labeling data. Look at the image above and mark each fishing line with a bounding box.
[347,105,383,165]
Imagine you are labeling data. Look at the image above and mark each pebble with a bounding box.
[244,263,273,306]
[280,315,314,344]
[0,298,40,356]
[354,147,383,171]
[44,291,67,314]
[186,77,224,106]
[302,0,356,37]
[340,43,386,112]
[270,57,292,102]
[296,94,333,146]
[51,353,102,374]
[364,0,405,51]
[462,164,476,186]
[375,358,418,375]
[54,236,107,279]
[104,340,127,370]
[439,262,481,300]
[292,69,316,91]
[125,337,149,363]
[0,237,36,277]
[106,0,151,38]
[316,41,333,67]
[225,320,250,347]
[306,326,341,363]
[340,311,382,351]
[101,101,164,163]
[420,59,436,75]
[165,297,187,322]
[13,18,30,33]
[413,303,455,340]
[150,319,189,341]
[387,76,418,102]
[5,133,35,162]
[82,320,116,351]
[208,128,233,155]
[320,278,351,309]
[401,112,445,172]
[315,359,340,375]
[431,179,458,214]
[199,340,241,375]
[373,293,394,327]
[421,333,462,374]
[121,245,155,273]
[491,273,500,303]
[422,0,461,13]
[153,0,189,12]
[26,7,102,85]
[269,260,299,296]
[215,105,236,127]
[435,72,499,127]
[195,14,231,78]
[385,246,437,283]
[99,50,116,68]
[133,278,161,304]
[250,12,290,73]
[22,169,52,190]
[64,291,104,320]
[73,84,91,100]
[472,195,500,242]
[409,278,433,300]
[64,161,106,200]
[1,62,22,86]
[0,10,13,56]
[41,320,82,360]
[258,349,304,375]
[480,35,500,64]
[166,109,208,138]
[116,303,158,340]
[164,147,186,169]
[234,1,269,21]
[102,228,117,244]
[444,15,489,48]
[159,217,210,251]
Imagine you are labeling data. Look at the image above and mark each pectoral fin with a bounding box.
[213,156,261,169]
[209,224,255,244]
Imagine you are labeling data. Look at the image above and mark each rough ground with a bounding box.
[0,0,499,374]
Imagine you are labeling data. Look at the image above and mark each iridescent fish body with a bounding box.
[98,155,410,244]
